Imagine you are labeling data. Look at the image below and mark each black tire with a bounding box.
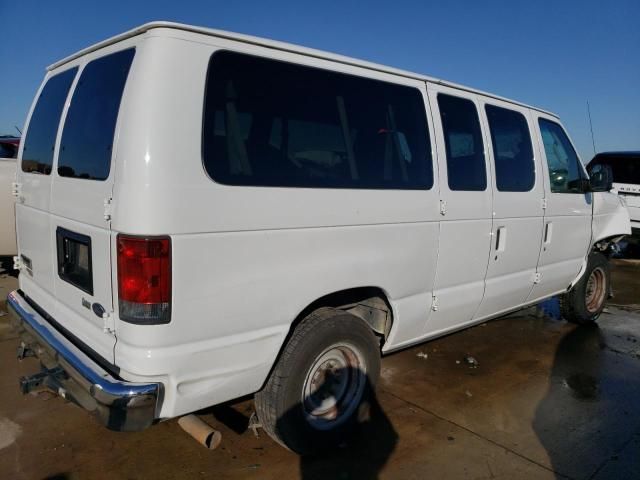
[254,307,381,454]
[560,252,610,324]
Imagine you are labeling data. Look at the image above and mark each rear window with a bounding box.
[21,68,77,174]
[589,154,640,185]
[58,48,135,180]
[203,51,433,190]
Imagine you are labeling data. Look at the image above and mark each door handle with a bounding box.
[544,222,553,245]
[495,226,507,252]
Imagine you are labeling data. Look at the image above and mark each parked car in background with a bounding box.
[0,136,20,159]
[588,151,640,235]
[0,136,18,260]
[7,22,631,454]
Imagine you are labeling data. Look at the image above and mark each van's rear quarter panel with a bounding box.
[115,222,438,417]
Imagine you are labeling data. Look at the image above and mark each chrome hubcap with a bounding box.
[302,344,366,430]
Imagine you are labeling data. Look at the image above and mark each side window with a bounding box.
[538,118,584,193]
[202,51,433,190]
[21,68,78,174]
[58,49,135,181]
[485,105,535,192]
[437,94,486,191]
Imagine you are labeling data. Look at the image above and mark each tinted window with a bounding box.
[0,142,17,159]
[485,105,535,192]
[539,118,584,193]
[203,51,432,189]
[437,94,486,191]
[21,68,77,174]
[589,154,640,185]
[58,49,134,180]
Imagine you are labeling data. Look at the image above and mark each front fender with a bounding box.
[592,191,631,244]
[568,192,630,291]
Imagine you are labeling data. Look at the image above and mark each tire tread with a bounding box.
[254,307,379,452]
[560,252,609,324]
[255,308,343,446]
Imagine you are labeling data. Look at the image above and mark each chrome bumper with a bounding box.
[7,290,162,432]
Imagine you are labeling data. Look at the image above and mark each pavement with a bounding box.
[0,259,638,480]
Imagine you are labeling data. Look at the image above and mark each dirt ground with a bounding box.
[0,260,638,480]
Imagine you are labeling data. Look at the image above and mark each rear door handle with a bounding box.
[495,226,507,252]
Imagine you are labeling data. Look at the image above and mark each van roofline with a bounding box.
[47,21,558,118]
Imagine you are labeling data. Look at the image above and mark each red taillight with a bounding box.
[117,235,171,324]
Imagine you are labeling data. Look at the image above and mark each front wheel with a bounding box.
[254,307,381,454]
[560,252,610,324]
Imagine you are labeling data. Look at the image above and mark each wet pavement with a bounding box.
[0,259,638,479]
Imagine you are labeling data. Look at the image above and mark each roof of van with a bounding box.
[48,21,557,117]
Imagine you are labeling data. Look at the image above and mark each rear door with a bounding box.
[49,48,135,360]
[474,101,544,318]
[14,48,136,366]
[17,67,79,304]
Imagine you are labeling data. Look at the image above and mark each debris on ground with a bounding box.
[465,390,473,398]
[0,311,6,317]
[416,351,429,359]
[248,412,262,438]
[463,355,479,368]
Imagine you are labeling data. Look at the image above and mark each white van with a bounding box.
[588,152,640,235]
[8,22,630,453]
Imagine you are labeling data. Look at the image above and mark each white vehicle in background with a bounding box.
[588,152,640,236]
[7,22,631,454]
[0,138,18,260]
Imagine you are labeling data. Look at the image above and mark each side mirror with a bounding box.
[589,164,613,192]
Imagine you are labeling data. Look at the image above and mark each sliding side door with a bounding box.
[424,84,492,336]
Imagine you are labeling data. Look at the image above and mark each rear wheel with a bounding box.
[560,252,610,324]
[254,307,381,454]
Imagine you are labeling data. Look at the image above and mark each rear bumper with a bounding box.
[7,290,162,431]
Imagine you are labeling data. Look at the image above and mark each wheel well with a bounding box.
[295,286,393,340]
[257,287,393,393]
[592,235,625,256]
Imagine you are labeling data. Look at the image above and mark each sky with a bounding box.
[1,0,638,162]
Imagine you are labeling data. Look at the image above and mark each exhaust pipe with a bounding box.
[178,415,222,450]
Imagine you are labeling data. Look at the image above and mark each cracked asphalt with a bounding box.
[0,259,638,479]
